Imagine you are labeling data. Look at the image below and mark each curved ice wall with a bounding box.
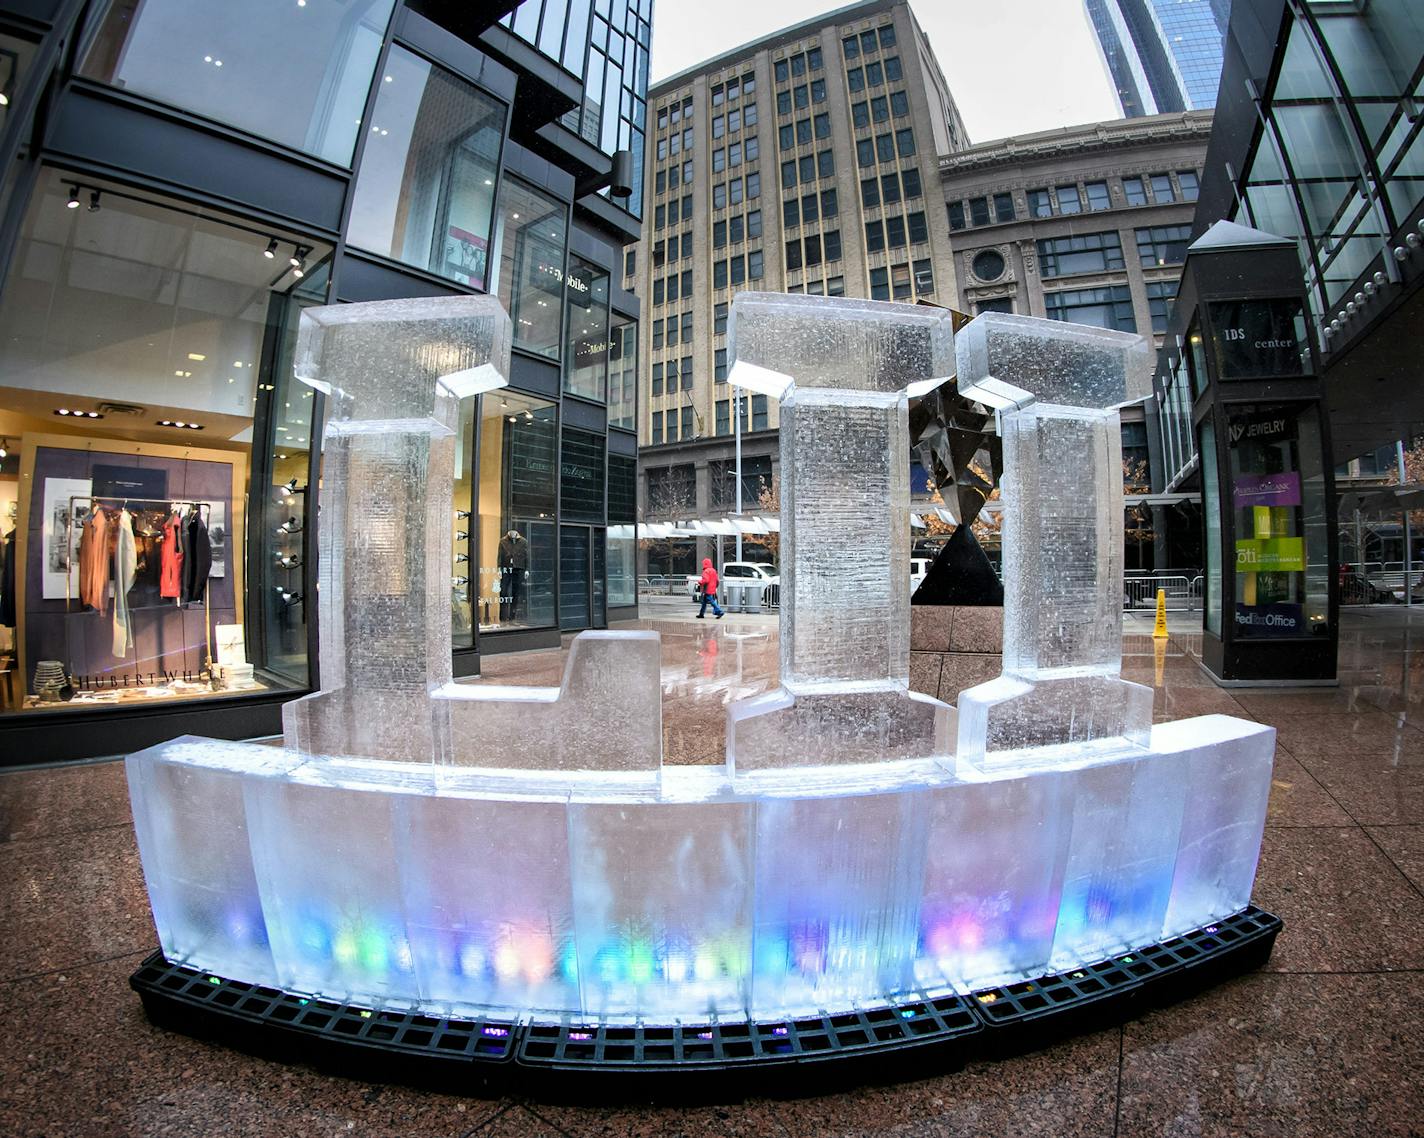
[126,295,1275,1025]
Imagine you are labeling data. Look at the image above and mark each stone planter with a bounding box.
[909,606,1004,705]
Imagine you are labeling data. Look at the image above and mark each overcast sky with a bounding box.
[649,0,1122,144]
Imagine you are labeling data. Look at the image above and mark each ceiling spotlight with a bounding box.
[0,92,9,107]
[88,190,101,212]
[0,439,7,459]
[66,185,80,209]
[264,238,278,260]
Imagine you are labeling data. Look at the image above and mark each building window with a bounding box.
[1146,279,1176,333]
[1028,188,1053,218]
[865,219,885,253]
[786,238,803,269]
[969,196,990,226]
[817,149,835,177]
[885,215,906,248]
[784,198,800,228]
[714,259,727,289]
[901,169,922,199]
[495,178,568,360]
[822,187,839,217]
[716,400,730,435]
[814,112,831,139]
[891,90,909,117]
[895,128,915,157]
[652,319,664,349]
[777,89,791,115]
[853,100,870,128]
[1084,180,1111,211]
[907,210,928,244]
[802,192,819,224]
[843,34,859,59]
[346,46,502,288]
[993,191,1014,222]
[876,132,895,162]
[866,61,883,86]
[1149,173,1175,202]
[747,172,761,198]
[948,200,965,229]
[1178,170,1200,201]
[715,302,728,335]
[775,58,789,83]
[81,0,396,166]
[827,274,845,295]
[1037,231,1126,277]
[751,394,768,431]
[913,258,934,294]
[730,255,745,285]
[805,233,822,266]
[885,55,903,81]
[811,78,826,103]
[977,296,1013,314]
[625,249,636,277]
[1055,184,1082,214]
[1123,176,1148,206]
[824,229,842,261]
[680,310,693,343]
[891,262,912,298]
[749,249,764,279]
[848,66,864,93]
[1044,285,1136,332]
[651,411,663,443]
[748,209,762,238]
[1136,224,1192,267]
[972,249,1006,282]
[729,215,745,243]
[714,219,727,248]
[680,406,694,438]
[715,347,728,382]
[794,84,809,109]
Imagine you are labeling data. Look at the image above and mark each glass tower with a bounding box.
[1085,0,1230,117]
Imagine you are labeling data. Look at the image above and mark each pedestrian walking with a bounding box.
[696,558,725,619]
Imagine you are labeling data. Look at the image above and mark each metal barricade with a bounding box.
[1123,573,1200,611]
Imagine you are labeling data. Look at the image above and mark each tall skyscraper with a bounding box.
[1085,0,1230,117]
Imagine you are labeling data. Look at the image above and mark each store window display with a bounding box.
[0,172,325,713]
[476,391,556,632]
[564,257,610,401]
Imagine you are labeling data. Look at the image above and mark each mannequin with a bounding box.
[496,528,528,622]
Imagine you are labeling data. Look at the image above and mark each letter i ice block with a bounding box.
[725,294,957,774]
[954,313,1155,769]
[282,296,511,764]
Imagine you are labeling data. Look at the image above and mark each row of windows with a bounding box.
[653,193,693,231]
[860,168,923,209]
[653,161,693,194]
[712,172,762,210]
[711,102,757,139]
[780,149,836,189]
[947,170,1201,231]
[710,71,756,108]
[713,209,764,247]
[651,230,692,267]
[656,128,692,160]
[652,268,693,306]
[864,211,929,253]
[843,24,896,59]
[785,275,847,297]
[711,136,760,171]
[847,56,904,92]
[775,80,827,115]
[975,277,1179,335]
[855,129,916,167]
[654,96,694,133]
[870,259,934,301]
[651,311,692,350]
[712,251,766,288]
[784,229,844,270]
[778,114,831,149]
[650,357,694,396]
[774,47,823,84]
[782,188,839,229]
[1033,225,1194,277]
[852,91,910,127]
[714,395,769,434]
[649,406,696,444]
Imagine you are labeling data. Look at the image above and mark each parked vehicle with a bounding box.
[685,561,780,597]
[910,557,933,594]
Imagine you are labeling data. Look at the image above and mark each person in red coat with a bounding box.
[696,558,725,619]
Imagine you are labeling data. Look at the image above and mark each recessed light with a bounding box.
[187,352,206,361]
[54,408,103,419]
[384,75,393,83]
[157,420,204,430]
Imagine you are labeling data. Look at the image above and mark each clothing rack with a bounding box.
[65,496,215,675]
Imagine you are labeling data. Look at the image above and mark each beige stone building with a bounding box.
[628,0,967,575]
[940,110,1212,570]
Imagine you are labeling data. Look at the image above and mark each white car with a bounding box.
[685,561,780,598]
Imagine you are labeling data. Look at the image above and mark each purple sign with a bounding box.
[1233,471,1301,508]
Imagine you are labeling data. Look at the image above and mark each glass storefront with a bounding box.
[608,314,638,430]
[564,257,610,401]
[346,45,505,287]
[607,453,637,607]
[0,170,325,714]
[80,0,396,166]
[475,390,557,632]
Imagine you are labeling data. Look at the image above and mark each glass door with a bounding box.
[560,525,590,631]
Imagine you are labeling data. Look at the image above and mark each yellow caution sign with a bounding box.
[1152,588,1169,640]
[1154,636,1167,687]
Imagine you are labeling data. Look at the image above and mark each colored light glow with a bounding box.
[663,951,689,983]
[493,941,521,981]
[519,932,554,984]
[333,932,358,966]
[459,943,487,978]
[626,940,654,985]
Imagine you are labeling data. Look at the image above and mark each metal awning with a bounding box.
[1338,483,1424,516]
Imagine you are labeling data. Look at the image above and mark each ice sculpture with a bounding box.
[724,295,956,774]
[125,293,1277,1033]
[952,313,1155,769]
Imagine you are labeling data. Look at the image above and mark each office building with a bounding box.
[941,109,1212,569]
[0,0,651,762]
[630,0,968,576]
[1085,0,1231,117]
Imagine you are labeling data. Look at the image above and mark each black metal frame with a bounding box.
[129,907,1280,1097]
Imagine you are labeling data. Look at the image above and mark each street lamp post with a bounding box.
[734,388,743,563]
